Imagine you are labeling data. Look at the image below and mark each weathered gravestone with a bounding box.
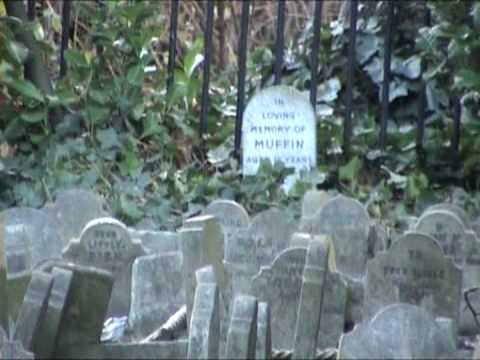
[364,232,462,330]
[338,303,456,359]
[308,195,370,280]
[255,302,272,360]
[33,267,73,358]
[187,280,220,359]
[1,208,63,278]
[128,229,178,254]
[43,189,109,245]
[225,295,258,359]
[128,252,185,339]
[301,190,332,219]
[367,221,388,257]
[0,326,34,360]
[248,208,295,267]
[13,270,53,351]
[252,247,307,351]
[0,216,9,335]
[242,85,316,175]
[63,217,146,316]
[425,202,471,229]
[293,237,330,359]
[53,264,113,357]
[203,199,250,245]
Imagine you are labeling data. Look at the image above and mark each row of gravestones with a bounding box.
[1,188,480,358]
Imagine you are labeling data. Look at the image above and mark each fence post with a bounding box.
[167,0,179,95]
[59,0,71,78]
[379,1,395,150]
[234,0,251,158]
[309,0,323,110]
[27,0,35,21]
[199,0,215,143]
[343,0,358,158]
[273,0,286,85]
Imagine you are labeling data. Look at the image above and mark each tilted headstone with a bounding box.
[225,295,258,359]
[0,216,9,335]
[368,221,387,257]
[1,208,63,278]
[183,215,225,293]
[249,208,295,267]
[54,264,113,356]
[61,340,188,359]
[13,270,53,351]
[33,267,73,358]
[338,304,456,359]
[460,235,480,335]
[63,217,147,316]
[128,229,178,254]
[309,195,370,280]
[0,326,34,360]
[42,188,109,245]
[255,302,272,360]
[364,232,462,330]
[425,203,471,229]
[203,200,250,245]
[252,247,307,351]
[128,252,185,339]
[242,85,316,175]
[187,282,220,359]
[293,237,330,359]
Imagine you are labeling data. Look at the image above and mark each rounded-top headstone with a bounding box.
[203,200,250,243]
[425,203,471,229]
[242,85,316,175]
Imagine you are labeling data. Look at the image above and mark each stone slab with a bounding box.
[225,295,258,359]
[255,302,272,360]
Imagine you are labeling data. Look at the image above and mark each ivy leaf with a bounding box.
[5,40,29,65]
[339,156,361,183]
[96,128,120,150]
[3,78,44,102]
[20,109,46,124]
[127,64,145,87]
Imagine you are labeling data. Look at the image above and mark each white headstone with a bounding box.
[242,86,316,175]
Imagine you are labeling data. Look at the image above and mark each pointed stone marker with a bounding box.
[293,236,330,359]
[255,302,272,360]
[13,270,53,351]
[225,295,258,359]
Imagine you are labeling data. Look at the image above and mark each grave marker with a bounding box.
[301,189,332,218]
[252,247,307,351]
[0,215,9,335]
[248,208,295,267]
[187,282,220,359]
[128,229,178,254]
[309,195,370,280]
[425,203,471,229]
[225,295,258,359]
[13,270,53,351]
[128,252,185,339]
[63,217,146,316]
[338,304,456,359]
[242,85,316,175]
[33,267,73,358]
[255,302,272,360]
[203,200,250,244]
[364,232,462,330]
[293,237,330,359]
[43,189,109,245]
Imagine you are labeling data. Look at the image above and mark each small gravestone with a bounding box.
[425,203,471,229]
[364,232,462,330]
[0,216,9,335]
[128,252,185,339]
[13,270,53,351]
[242,85,316,175]
[309,195,370,280]
[33,267,73,358]
[187,282,220,359]
[183,215,225,293]
[43,189,109,245]
[368,221,388,257]
[255,302,272,360]
[252,247,307,351]
[0,326,34,360]
[459,235,480,335]
[1,208,63,278]
[293,237,330,359]
[128,229,178,254]
[54,264,113,355]
[338,304,456,359]
[63,217,146,316]
[248,208,295,267]
[225,295,258,359]
[415,210,467,266]
[317,271,348,349]
[203,200,250,245]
